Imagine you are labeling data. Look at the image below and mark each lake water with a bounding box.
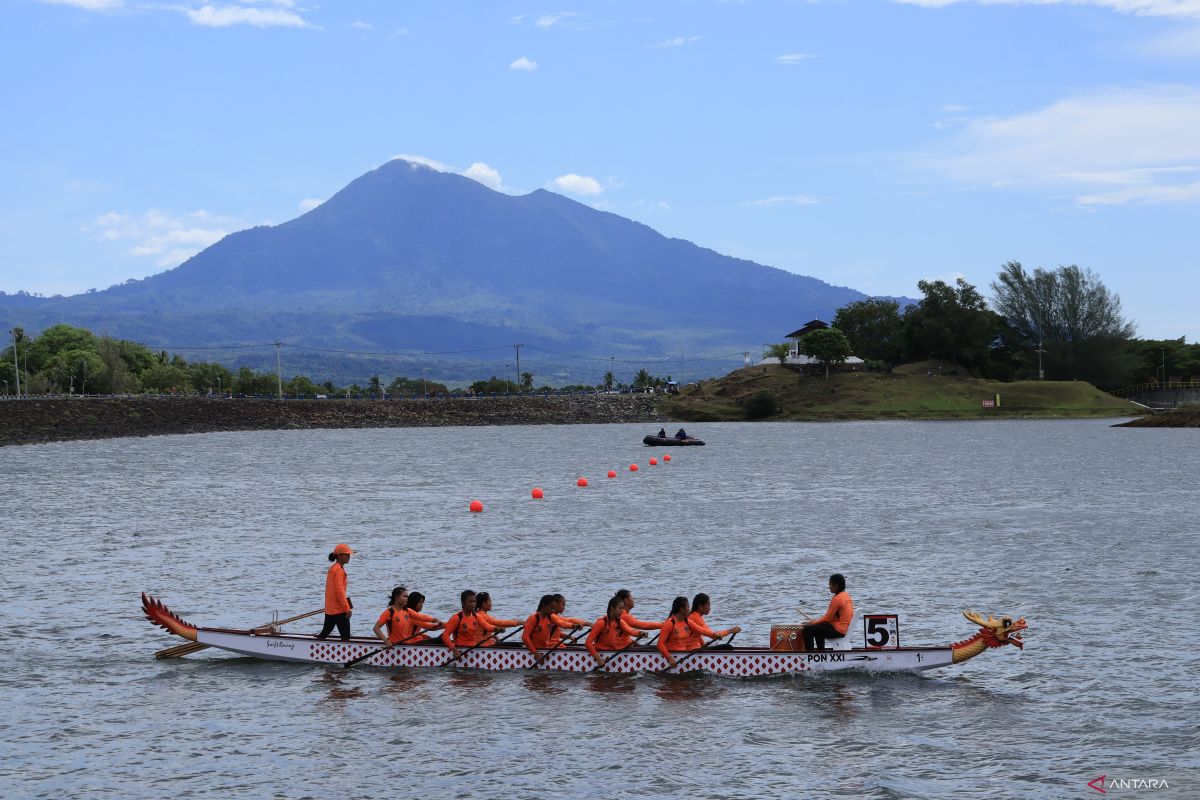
[1,420,1197,799]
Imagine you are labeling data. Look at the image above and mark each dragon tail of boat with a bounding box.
[950,610,1027,664]
[141,592,199,642]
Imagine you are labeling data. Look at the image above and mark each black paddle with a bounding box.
[591,632,659,672]
[443,625,523,666]
[343,627,439,668]
[532,626,589,667]
[657,631,738,675]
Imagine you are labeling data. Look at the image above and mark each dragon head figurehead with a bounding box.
[951,609,1027,663]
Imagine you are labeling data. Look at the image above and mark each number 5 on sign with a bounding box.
[863,614,899,649]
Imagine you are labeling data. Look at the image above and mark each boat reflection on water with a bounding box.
[584,672,638,695]
[652,674,728,703]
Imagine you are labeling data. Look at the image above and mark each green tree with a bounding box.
[30,324,97,373]
[285,375,322,397]
[798,328,852,379]
[991,262,1136,381]
[96,337,141,394]
[521,371,533,390]
[48,348,105,394]
[140,363,193,393]
[188,361,233,394]
[903,278,1006,374]
[766,343,791,365]
[602,370,614,390]
[633,368,653,388]
[833,299,905,365]
[743,390,779,420]
[368,375,382,397]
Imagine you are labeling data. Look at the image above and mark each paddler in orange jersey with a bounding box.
[657,596,694,669]
[475,592,521,635]
[442,590,508,659]
[550,594,590,645]
[801,573,853,652]
[523,595,560,656]
[587,595,646,668]
[316,543,354,641]
[614,588,662,633]
[398,592,443,644]
[685,593,742,650]
[372,586,410,646]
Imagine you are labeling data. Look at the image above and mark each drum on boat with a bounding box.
[770,624,805,652]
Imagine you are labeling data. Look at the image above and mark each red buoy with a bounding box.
[531,487,544,499]
[629,463,639,472]
[663,454,672,462]
[649,457,658,465]
[577,477,589,487]
[607,470,617,478]
[469,499,484,513]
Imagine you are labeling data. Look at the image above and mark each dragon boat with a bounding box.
[142,593,1026,677]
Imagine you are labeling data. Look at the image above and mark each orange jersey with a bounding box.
[621,610,662,631]
[480,612,520,628]
[684,611,729,649]
[442,611,496,649]
[585,615,640,659]
[523,613,560,655]
[658,616,696,658]
[382,608,438,644]
[813,591,854,635]
[324,563,350,615]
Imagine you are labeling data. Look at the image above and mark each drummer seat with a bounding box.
[825,613,862,651]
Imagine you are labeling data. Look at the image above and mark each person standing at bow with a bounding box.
[442,590,506,659]
[657,596,694,669]
[316,543,354,641]
[685,593,742,650]
[586,595,645,668]
[615,588,662,633]
[801,573,853,652]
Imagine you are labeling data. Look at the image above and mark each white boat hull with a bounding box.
[196,629,954,675]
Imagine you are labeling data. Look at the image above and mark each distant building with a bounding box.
[759,318,866,368]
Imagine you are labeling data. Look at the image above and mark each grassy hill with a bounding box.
[660,361,1144,421]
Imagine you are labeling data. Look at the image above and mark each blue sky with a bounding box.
[3,0,1198,341]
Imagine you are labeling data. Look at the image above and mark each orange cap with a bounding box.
[332,543,355,555]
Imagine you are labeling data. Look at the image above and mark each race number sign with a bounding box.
[862,614,899,649]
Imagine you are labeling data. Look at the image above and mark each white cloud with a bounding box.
[298,198,323,212]
[653,200,670,210]
[87,209,245,267]
[743,195,819,206]
[926,86,1200,204]
[548,173,603,195]
[391,154,450,171]
[185,4,311,29]
[389,155,509,192]
[536,12,581,29]
[349,20,372,30]
[463,162,503,191]
[39,0,123,9]
[1138,25,1200,57]
[510,56,538,71]
[774,53,815,64]
[653,35,702,48]
[894,0,1200,18]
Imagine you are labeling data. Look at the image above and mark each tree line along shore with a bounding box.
[0,395,666,448]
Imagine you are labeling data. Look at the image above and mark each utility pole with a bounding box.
[1161,348,1167,386]
[274,340,283,400]
[680,351,684,385]
[8,329,19,399]
[1035,340,1045,380]
[514,343,523,393]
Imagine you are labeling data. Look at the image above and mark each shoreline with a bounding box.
[0,395,668,448]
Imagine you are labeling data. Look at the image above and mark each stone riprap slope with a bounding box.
[0,395,666,447]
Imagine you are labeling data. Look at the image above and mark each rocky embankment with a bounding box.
[0,395,667,447]
[1114,406,1200,427]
